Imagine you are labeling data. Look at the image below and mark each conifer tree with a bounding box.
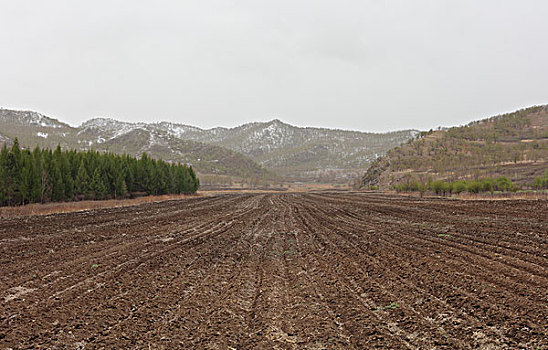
[58,149,74,200]
[4,151,20,205]
[51,161,65,202]
[64,174,75,200]
[124,159,135,193]
[114,173,127,198]
[75,160,90,198]
[11,138,22,169]
[20,156,35,205]
[0,143,7,204]
[90,168,106,199]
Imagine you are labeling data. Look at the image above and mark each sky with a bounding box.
[0,0,547,132]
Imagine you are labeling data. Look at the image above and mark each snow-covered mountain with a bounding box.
[0,109,418,182]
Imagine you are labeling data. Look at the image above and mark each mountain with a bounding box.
[361,105,548,189]
[75,118,417,182]
[141,119,416,182]
[0,109,418,183]
[0,109,270,179]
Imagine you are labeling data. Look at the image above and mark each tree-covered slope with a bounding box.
[361,105,548,189]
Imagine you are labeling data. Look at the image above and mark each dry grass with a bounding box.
[0,194,198,219]
[0,184,352,219]
[452,191,548,201]
[200,183,349,196]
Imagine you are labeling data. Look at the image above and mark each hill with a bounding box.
[0,109,417,183]
[0,109,270,180]
[149,119,417,182]
[361,105,548,190]
[78,118,417,182]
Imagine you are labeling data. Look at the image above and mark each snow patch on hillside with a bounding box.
[27,112,63,128]
[153,122,203,138]
[0,109,64,128]
[79,118,146,139]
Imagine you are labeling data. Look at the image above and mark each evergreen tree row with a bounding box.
[0,139,199,206]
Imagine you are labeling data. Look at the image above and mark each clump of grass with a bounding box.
[273,250,295,257]
[91,264,99,268]
[384,302,400,309]
[375,302,400,312]
[438,233,451,237]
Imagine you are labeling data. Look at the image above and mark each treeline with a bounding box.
[393,177,521,195]
[0,139,199,206]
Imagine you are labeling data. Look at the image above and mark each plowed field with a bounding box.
[1,193,547,349]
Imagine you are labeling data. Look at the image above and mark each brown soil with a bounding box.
[1,193,546,349]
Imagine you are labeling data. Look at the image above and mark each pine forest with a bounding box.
[0,139,199,206]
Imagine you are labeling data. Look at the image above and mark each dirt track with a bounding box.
[1,193,547,349]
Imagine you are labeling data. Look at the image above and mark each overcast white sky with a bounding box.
[0,1,547,132]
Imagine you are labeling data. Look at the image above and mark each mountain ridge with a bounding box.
[0,108,271,180]
[76,116,418,182]
[1,108,418,182]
